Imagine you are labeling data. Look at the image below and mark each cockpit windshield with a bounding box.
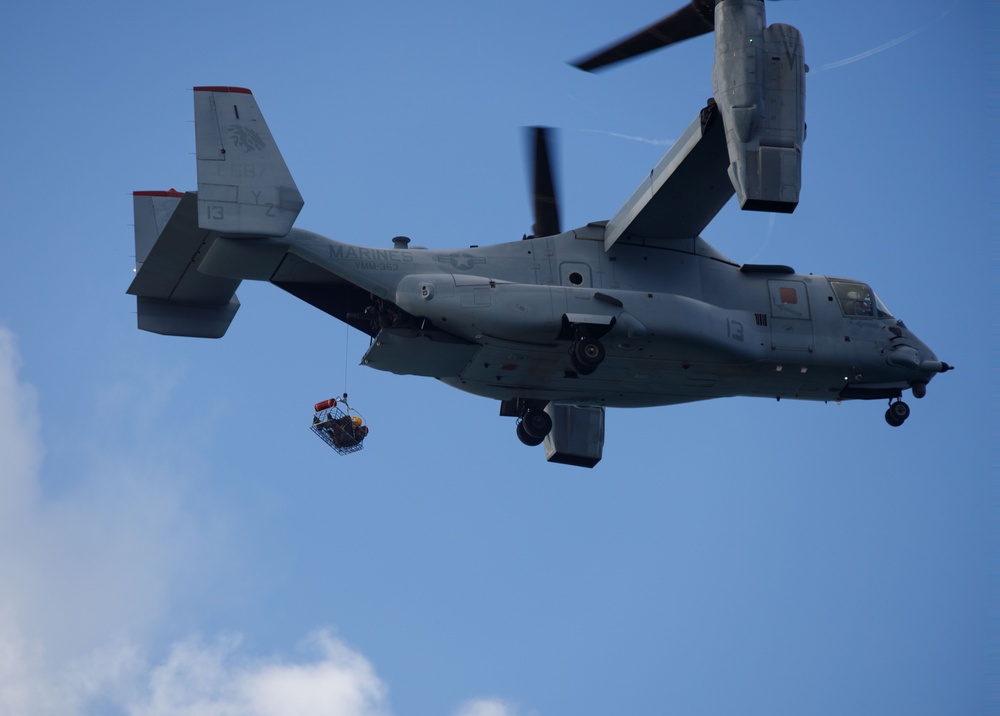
[830,280,893,318]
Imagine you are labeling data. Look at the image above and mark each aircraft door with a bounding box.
[768,279,813,352]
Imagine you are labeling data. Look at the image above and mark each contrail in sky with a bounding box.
[579,128,674,147]
[813,4,955,73]
[812,28,923,72]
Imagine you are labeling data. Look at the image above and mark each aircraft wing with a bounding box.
[604,101,733,250]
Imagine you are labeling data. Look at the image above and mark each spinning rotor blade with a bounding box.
[528,126,561,238]
[572,0,716,72]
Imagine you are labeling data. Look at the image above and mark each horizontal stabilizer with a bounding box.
[135,296,240,339]
[605,101,733,249]
[127,191,241,338]
[194,86,303,237]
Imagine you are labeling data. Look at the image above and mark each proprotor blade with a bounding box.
[529,126,561,238]
[572,0,716,72]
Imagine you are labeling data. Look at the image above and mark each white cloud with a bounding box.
[0,620,393,716]
[132,630,388,716]
[0,325,393,716]
[0,325,173,714]
[0,327,42,519]
[453,698,526,716]
[0,325,522,716]
[0,328,201,669]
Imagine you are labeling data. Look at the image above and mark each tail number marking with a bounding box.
[214,164,266,179]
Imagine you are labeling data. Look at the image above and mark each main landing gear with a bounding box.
[884,398,910,427]
[571,334,605,375]
[516,408,552,446]
[502,398,555,447]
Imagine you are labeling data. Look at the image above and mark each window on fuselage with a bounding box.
[830,280,893,318]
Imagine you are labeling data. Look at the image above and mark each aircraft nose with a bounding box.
[884,330,953,399]
[900,338,953,399]
[886,344,921,371]
[919,359,954,374]
[910,360,953,399]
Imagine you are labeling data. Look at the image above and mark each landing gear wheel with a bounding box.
[571,336,605,374]
[521,409,552,440]
[884,400,910,427]
[516,420,545,446]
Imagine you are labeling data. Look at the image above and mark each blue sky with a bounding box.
[0,1,993,714]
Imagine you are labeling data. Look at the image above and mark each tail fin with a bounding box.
[194,86,304,237]
[126,88,301,338]
[132,189,184,271]
[127,191,240,338]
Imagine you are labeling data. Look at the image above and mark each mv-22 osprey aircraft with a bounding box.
[128,0,951,467]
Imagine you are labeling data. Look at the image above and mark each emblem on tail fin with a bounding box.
[226,125,266,152]
[193,86,303,236]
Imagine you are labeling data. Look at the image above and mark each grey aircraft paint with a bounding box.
[127,2,950,467]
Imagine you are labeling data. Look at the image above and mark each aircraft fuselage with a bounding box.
[281,226,946,410]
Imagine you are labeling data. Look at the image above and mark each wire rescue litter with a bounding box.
[310,394,369,455]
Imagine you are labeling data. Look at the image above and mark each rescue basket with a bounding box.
[310,395,368,455]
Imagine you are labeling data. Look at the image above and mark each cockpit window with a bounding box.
[830,280,893,318]
[872,292,893,319]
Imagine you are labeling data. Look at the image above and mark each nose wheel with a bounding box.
[884,399,910,427]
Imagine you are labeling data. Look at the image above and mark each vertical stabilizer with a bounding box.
[132,189,184,270]
[127,191,242,338]
[194,86,304,237]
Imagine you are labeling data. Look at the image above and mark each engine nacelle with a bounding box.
[713,0,806,213]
